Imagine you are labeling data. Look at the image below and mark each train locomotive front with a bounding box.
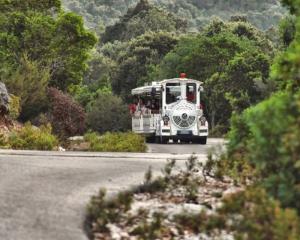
[131,75,209,144]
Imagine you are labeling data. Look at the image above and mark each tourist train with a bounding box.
[130,74,209,144]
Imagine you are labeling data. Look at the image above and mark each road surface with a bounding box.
[148,138,225,154]
[0,138,224,240]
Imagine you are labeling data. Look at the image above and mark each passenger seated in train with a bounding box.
[130,97,161,116]
[187,85,196,103]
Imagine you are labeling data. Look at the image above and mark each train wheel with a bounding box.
[146,136,156,143]
[156,137,168,144]
[199,137,207,145]
[155,137,161,144]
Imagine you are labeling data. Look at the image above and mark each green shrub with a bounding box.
[84,132,147,152]
[8,94,21,120]
[219,187,300,240]
[204,113,257,184]
[174,211,225,234]
[87,189,133,233]
[0,134,8,148]
[174,187,300,239]
[130,212,166,239]
[3,56,50,121]
[86,93,131,133]
[8,123,58,150]
[223,91,300,211]
[209,124,228,137]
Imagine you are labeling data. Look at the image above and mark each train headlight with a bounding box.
[163,115,170,126]
[200,116,206,126]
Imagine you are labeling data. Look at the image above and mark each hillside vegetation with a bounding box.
[77,0,276,134]
[1,0,290,137]
[62,0,287,31]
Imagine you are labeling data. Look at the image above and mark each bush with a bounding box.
[84,132,147,152]
[87,188,134,233]
[223,91,300,211]
[219,187,300,240]
[3,56,50,121]
[174,187,300,239]
[86,93,131,133]
[8,123,58,150]
[0,134,8,148]
[244,91,300,211]
[205,113,257,184]
[8,94,21,120]
[48,87,86,138]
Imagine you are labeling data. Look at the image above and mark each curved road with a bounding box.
[0,138,224,240]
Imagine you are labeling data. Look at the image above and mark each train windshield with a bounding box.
[166,83,181,104]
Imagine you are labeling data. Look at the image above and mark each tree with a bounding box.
[86,93,131,133]
[50,12,97,90]
[0,2,97,91]
[279,15,296,47]
[206,51,270,130]
[111,31,178,99]
[0,0,61,13]
[62,0,285,32]
[203,18,274,54]
[101,0,186,43]
[0,0,97,119]
[157,19,273,132]
[1,55,50,120]
[281,0,300,14]
[83,52,116,92]
[224,0,300,213]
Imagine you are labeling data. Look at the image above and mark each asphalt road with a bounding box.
[148,138,225,154]
[0,138,224,240]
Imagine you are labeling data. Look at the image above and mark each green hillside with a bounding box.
[62,0,287,31]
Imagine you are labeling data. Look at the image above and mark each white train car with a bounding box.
[130,74,209,144]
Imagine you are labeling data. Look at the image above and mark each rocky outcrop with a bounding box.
[0,82,9,115]
[0,82,21,136]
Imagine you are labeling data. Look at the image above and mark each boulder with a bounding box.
[0,82,9,115]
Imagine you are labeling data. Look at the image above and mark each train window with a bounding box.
[166,83,181,104]
[186,83,196,103]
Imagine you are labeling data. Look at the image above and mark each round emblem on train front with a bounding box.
[182,113,188,120]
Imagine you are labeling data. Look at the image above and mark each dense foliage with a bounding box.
[62,0,286,32]
[101,0,186,43]
[223,92,300,211]
[154,19,273,132]
[111,31,179,98]
[61,1,279,136]
[217,187,300,239]
[279,15,296,47]
[86,93,131,133]
[48,87,86,138]
[0,0,96,120]
[8,123,58,150]
[213,0,300,214]
[0,0,61,11]
[3,56,50,120]
[84,132,147,152]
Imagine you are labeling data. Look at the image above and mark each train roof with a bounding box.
[131,78,203,95]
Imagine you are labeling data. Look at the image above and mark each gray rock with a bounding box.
[0,82,9,115]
